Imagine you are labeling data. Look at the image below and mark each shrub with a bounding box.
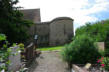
[61,34,101,64]
[18,43,24,51]
[0,34,11,71]
[75,20,109,56]
[97,57,109,71]
[102,57,109,71]
[61,44,73,63]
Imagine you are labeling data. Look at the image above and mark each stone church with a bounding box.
[20,9,74,46]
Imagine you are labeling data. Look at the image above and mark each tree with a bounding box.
[0,0,33,43]
[75,20,109,42]
[75,19,109,56]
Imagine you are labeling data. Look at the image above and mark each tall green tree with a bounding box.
[0,0,33,43]
[75,19,109,55]
[75,20,109,42]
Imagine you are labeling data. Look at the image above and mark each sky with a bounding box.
[17,0,109,32]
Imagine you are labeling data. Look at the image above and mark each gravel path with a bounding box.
[29,51,69,72]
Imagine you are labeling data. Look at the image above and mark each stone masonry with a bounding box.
[20,9,74,46]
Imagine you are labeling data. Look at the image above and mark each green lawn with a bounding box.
[37,46,64,51]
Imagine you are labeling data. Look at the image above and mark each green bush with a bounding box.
[102,57,109,71]
[97,57,109,71]
[75,20,109,56]
[61,44,73,63]
[61,34,101,64]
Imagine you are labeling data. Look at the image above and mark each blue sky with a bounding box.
[17,0,109,32]
[90,11,109,20]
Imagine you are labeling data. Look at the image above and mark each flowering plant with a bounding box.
[97,57,109,71]
[0,34,11,71]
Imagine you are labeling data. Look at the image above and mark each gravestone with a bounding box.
[8,46,21,72]
[72,64,89,72]
[96,42,105,51]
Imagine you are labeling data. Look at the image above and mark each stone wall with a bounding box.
[35,22,50,46]
[25,17,74,47]
[20,9,74,47]
[35,17,74,46]
[20,9,41,45]
[49,17,74,46]
[20,9,41,23]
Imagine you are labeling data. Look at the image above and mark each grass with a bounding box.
[37,46,64,51]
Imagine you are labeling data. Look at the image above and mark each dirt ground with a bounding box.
[29,51,69,72]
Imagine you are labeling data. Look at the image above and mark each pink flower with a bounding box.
[97,57,104,63]
[101,64,105,67]
[97,59,102,63]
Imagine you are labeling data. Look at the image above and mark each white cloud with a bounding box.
[17,0,89,22]
[17,0,109,30]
